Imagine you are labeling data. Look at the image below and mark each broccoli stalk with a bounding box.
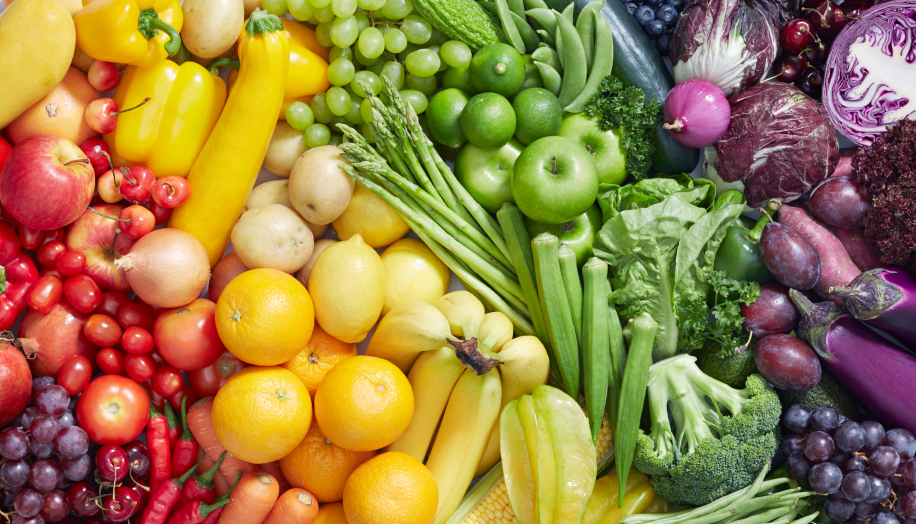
[634,354,781,506]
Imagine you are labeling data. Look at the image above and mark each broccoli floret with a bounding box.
[633,354,781,506]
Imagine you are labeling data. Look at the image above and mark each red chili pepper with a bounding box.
[139,461,201,524]
[0,220,38,330]
[147,401,172,495]
[178,452,226,507]
[171,396,200,479]
[163,401,181,448]
[164,497,230,524]
[197,471,242,524]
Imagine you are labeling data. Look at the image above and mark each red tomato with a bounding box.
[42,228,65,245]
[64,275,101,314]
[26,275,63,314]
[167,384,198,411]
[118,302,156,331]
[58,355,92,395]
[96,348,125,376]
[18,226,43,250]
[57,251,87,277]
[121,326,154,354]
[151,366,183,397]
[153,298,225,372]
[148,349,166,369]
[124,354,155,383]
[84,314,123,347]
[188,350,247,398]
[76,375,149,445]
[37,241,67,267]
[39,267,62,279]
[98,292,132,319]
[141,381,166,412]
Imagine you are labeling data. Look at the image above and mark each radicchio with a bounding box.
[709,82,839,207]
[670,0,790,98]
[822,0,916,145]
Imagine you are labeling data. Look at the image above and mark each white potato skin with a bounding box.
[231,204,315,274]
[288,145,355,226]
[181,0,244,59]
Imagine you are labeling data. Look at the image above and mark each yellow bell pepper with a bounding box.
[583,470,669,524]
[74,0,183,67]
[103,60,226,178]
[228,19,329,119]
[168,8,289,267]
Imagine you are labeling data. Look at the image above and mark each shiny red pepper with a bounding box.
[178,452,226,507]
[0,220,39,329]
[139,462,201,524]
[164,498,230,524]
[171,396,199,479]
[164,401,181,448]
[147,401,172,495]
[198,471,241,524]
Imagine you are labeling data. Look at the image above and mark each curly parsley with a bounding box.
[677,271,761,357]
[584,74,662,181]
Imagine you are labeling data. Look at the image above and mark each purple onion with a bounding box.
[663,79,731,148]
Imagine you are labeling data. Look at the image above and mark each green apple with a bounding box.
[558,113,627,186]
[455,139,523,214]
[511,136,599,225]
[524,204,601,267]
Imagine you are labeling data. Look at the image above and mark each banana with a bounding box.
[478,311,514,352]
[434,291,485,340]
[426,368,503,524]
[386,346,465,462]
[367,301,453,374]
[476,336,551,477]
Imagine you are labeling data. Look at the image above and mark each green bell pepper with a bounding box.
[713,200,780,284]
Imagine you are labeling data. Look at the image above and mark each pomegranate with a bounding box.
[0,333,31,426]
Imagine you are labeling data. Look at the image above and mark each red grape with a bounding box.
[0,427,29,460]
[60,454,91,482]
[863,421,886,452]
[34,386,69,418]
[869,446,900,477]
[783,404,814,434]
[14,488,43,518]
[808,462,842,494]
[38,489,68,522]
[842,470,871,502]
[904,459,916,488]
[30,439,54,459]
[1,459,30,488]
[804,431,836,462]
[56,411,75,429]
[825,492,855,522]
[30,414,60,444]
[811,405,839,432]
[29,460,62,493]
[864,474,891,504]
[885,429,916,462]
[787,451,813,480]
[54,426,89,459]
[835,421,866,453]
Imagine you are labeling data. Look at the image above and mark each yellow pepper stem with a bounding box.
[245,8,285,35]
[138,8,182,57]
[207,58,240,76]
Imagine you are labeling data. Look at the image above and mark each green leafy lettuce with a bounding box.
[594,180,746,361]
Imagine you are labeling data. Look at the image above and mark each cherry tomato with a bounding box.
[84,313,123,347]
[42,228,65,244]
[18,226,43,250]
[188,350,247,398]
[98,291,132,319]
[151,176,191,208]
[76,375,149,445]
[153,298,225,372]
[39,267,62,279]
[26,275,63,314]
[57,251,87,277]
[36,241,66,267]
[63,275,101,314]
[96,348,125,376]
[121,326,154,354]
[141,381,166,412]
[148,349,166,369]
[58,355,92,395]
[147,201,172,225]
[118,302,156,331]
[134,295,164,314]
[124,353,155,383]
[167,384,198,412]
[151,366,183,397]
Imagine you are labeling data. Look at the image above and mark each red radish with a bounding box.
[119,166,156,204]
[830,227,881,271]
[87,61,121,92]
[80,138,113,176]
[65,204,137,293]
[663,79,730,148]
[90,205,155,240]
[84,97,150,135]
[151,177,191,209]
[0,333,32,426]
[18,299,97,377]
[98,168,126,204]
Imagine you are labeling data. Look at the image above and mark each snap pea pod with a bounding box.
[576,1,604,73]
[536,29,556,46]
[507,0,525,17]
[561,2,575,22]
[555,23,565,69]
[531,46,562,73]
[532,61,562,96]
[526,8,558,38]
[565,9,614,112]
[495,0,527,54]
[582,257,610,443]
[558,245,582,343]
[523,0,548,8]
[510,11,540,53]
[554,10,587,108]
[479,1,498,15]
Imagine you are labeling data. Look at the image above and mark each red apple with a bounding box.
[19,298,97,377]
[0,334,32,426]
[0,135,95,230]
[66,204,137,292]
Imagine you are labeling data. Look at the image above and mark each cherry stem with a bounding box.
[64,158,91,167]
[160,182,176,196]
[102,151,114,174]
[90,208,131,225]
[111,97,151,117]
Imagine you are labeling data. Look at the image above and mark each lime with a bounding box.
[442,66,476,94]
[469,43,525,97]
[512,88,563,145]
[514,55,544,97]
[460,92,517,151]
[427,88,471,149]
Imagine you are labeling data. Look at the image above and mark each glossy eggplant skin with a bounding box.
[790,289,916,435]
[830,268,916,351]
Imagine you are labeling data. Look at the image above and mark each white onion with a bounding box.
[114,228,211,308]
[663,79,731,148]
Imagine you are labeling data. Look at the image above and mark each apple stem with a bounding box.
[550,156,557,175]
[111,97,151,117]
[64,159,91,167]
[90,207,131,225]
[663,120,685,132]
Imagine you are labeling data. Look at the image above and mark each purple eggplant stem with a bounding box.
[830,268,916,350]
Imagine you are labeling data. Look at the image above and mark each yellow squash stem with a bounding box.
[167,8,289,267]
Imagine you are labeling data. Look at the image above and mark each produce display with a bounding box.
[1,0,916,522]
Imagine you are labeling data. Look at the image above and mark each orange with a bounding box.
[314,356,414,452]
[343,452,438,524]
[282,324,358,397]
[211,366,312,464]
[279,415,376,503]
[314,502,348,524]
[215,268,315,366]
[7,67,100,146]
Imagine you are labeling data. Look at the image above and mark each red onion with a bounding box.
[663,79,731,148]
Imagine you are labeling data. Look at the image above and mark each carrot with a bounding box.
[186,397,253,484]
[262,489,318,524]
[217,471,279,524]
[255,462,290,494]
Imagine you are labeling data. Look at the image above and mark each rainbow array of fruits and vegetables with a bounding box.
[0,0,915,522]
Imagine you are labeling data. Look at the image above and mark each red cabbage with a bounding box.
[823,0,916,145]
[707,82,839,207]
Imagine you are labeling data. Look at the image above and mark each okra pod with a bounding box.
[582,257,610,443]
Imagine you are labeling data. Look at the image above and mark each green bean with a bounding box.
[510,11,540,53]
[479,1,498,15]
[533,61,562,96]
[495,0,527,54]
[554,10,588,108]
[721,506,792,524]
[582,257,610,443]
[566,10,615,112]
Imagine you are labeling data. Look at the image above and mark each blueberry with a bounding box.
[645,19,667,37]
[634,5,656,25]
[657,4,680,26]
[668,0,688,9]
[644,0,663,7]
[624,2,639,14]
[655,34,671,57]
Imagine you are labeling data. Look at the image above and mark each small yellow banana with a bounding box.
[434,291,485,339]
[367,301,453,373]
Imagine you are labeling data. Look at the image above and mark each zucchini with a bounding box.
[412,0,506,51]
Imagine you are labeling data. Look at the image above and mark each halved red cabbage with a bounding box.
[823,1,916,145]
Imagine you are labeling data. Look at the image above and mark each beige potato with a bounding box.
[288,146,355,226]
[244,180,329,239]
[264,121,309,178]
[231,204,314,274]
[242,0,259,16]
[296,238,337,288]
[181,0,243,59]
[70,45,93,73]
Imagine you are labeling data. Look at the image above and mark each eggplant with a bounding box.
[830,268,916,351]
[789,289,916,435]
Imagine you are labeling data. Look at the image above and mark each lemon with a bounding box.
[380,238,451,316]
[332,182,410,248]
[308,234,386,344]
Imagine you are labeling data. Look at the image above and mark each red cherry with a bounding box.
[87,61,121,92]
[119,166,156,204]
[151,176,190,208]
[89,205,155,240]
[806,0,859,40]
[781,18,815,54]
[795,68,824,99]
[84,97,151,135]
[79,138,113,176]
[803,41,830,66]
[773,52,808,83]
